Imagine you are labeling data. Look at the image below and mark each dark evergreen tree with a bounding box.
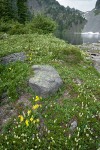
[0,0,12,20]
[0,0,18,21]
[17,0,28,24]
[95,0,100,14]
[95,0,100,9]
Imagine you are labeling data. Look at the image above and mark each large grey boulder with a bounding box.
[0,52,26,64]
[29,65,63,98]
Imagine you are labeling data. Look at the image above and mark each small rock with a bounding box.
[70,120,77,131]
[73,78,82,85]
[1,92,7,99]
[29,65,63,98]
[0,33,8,40]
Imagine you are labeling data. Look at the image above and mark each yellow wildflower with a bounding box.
[25,120,29,126]
[30,117,34,122]
[36,119,40,123]
[29,57,32,61]
[27,110,31,116]
[9,68,12,70]
[18,115,24,122]
[32,104,40,110]
[39,104,42,108]
[33,120,36,124]
[34,96,40,101]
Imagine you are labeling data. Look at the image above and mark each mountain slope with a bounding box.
[27,0,86,35]
[83,0,100,33]
[83,9,100,32]
[0,0,86,36]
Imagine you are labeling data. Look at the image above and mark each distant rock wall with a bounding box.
[83,9,100,32]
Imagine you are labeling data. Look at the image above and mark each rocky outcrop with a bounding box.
[79,43,100,73]
[83,0,100,33]
[29,65,63,98]
[91,53,100,73]
[0,52,26,64]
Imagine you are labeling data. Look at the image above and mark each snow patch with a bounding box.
[81,32,100,35]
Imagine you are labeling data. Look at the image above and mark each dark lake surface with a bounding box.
[57,33,100,45]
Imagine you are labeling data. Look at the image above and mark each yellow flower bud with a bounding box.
[32,104,39,110]
[30,117,33,122]
[25,120,29,126]
[27,110,31,116]
[35,96,40,101]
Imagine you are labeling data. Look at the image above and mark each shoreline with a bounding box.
[78,43,100,73]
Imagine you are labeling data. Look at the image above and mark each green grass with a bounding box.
[0,33,100,150]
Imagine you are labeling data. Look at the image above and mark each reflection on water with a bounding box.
[56,32,100,45]
[61,33,83,45]
[81,33,100,44]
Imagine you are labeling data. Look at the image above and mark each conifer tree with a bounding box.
[17,0,28,24]
[0,0,12,20]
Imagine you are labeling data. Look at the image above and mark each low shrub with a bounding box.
[30,14,57,34]
[0,15,57,35]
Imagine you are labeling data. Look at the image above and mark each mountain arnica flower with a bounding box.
[18,115,24,122]
[25,120,29,126]
[32,104,42,110]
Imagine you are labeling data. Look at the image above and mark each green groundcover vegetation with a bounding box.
[0,33,100,150]
[0,1,100,149]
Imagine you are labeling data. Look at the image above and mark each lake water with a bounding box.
[57,32,100,45]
